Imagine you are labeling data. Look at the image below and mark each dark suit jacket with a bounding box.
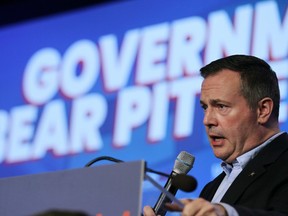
[199,132,288,215]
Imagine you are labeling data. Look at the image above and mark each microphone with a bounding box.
[153,151,195,216]
[171,173,197,192]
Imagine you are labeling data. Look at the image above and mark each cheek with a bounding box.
[221,112,253,135]
[223,122,242,147]
[222,119,252,153]
[233,115,257,136]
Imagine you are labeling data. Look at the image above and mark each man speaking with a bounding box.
[144,55,288,215]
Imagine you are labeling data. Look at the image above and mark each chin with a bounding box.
[213,152,228,161]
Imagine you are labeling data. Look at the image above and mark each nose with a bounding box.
[203,108,217,128]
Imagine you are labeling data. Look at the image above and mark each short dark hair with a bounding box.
[200,55,280,120]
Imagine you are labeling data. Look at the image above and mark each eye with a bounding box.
[217,104,228,112]
[218,104,225,108]
[201,104,207,111]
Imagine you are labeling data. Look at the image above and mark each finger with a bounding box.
[165,203,183,212]
[193,204,216,216]
[165,199,193,212]
[182,198,218,216]
[143,206,156,216]
[181,198,194,205]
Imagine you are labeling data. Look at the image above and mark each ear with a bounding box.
[257,97,274,124]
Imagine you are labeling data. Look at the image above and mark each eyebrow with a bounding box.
[200,99,229,106]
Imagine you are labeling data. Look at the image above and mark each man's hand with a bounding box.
[143,198,228,216]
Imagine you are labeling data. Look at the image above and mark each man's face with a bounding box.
[200,69,259,163]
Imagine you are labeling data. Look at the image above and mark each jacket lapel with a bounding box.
[221,133,288,203]
[200,172,225,201]
[220,163,266,203]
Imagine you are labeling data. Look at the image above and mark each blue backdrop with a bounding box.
[0,0,287,214]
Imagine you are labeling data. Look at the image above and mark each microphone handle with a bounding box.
[153,172,178,216]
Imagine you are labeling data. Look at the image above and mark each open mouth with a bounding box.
[210,135,224,143]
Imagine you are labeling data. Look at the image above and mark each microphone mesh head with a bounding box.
[173,151,195,174]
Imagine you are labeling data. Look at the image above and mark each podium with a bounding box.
[0,160,145,216]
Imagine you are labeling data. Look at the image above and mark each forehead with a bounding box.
[200,69,242,101]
